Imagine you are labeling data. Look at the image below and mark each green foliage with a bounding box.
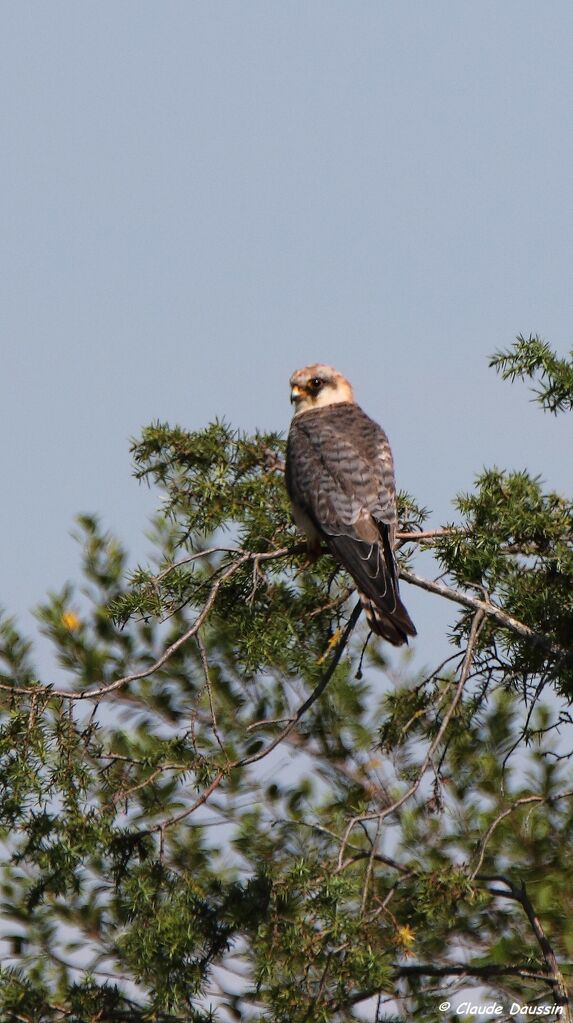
[491,333,573,413]
[0,339,572,1020]
[433,466,573,692]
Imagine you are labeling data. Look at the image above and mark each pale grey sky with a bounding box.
[1,2,572,665]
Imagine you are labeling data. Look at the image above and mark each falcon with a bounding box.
[285,363,416,645]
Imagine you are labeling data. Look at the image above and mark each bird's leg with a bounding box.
[292,537,329,579]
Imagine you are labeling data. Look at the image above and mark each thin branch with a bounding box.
[401,567,570,659]
[152,546,243,583]
[108,763,189,808]
[0,546,303,703]
[245,714,293,733]
[152,769,228,839]
[197,631,228,760]
[337,851,412,877]
[501,675,549,787]
[396,528,466,542]
[360,817,381,916]
[392,962,552,982]
[4,539,569,706]
[338,609,486,867]
[518,884,570,1014]
[471,790,573,879]
[307,588,353,620]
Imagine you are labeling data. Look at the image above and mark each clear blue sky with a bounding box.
[1,2,572,666]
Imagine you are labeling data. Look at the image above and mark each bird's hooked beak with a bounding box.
[290,385,302,405]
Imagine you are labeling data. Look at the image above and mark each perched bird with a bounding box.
[285,363,416,645]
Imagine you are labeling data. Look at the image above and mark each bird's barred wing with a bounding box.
[286,404,400,611]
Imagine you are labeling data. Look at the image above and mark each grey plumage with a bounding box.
[286,392,416,646]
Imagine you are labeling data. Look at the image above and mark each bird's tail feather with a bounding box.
[359,590,417,646]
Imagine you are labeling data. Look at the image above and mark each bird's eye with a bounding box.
[310,377,323,389]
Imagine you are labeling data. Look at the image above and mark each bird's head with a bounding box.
[289,364,355,415]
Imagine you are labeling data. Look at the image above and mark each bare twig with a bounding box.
[245,715,293,733]
[108,762,190,808]
[471,790,573,879]
[197,631,228,760]
[153,769,228,840]
[152,546,241,583]
[307,589,353,619]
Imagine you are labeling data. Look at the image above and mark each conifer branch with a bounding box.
[400,567,571,659]
[3,539,569,707]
